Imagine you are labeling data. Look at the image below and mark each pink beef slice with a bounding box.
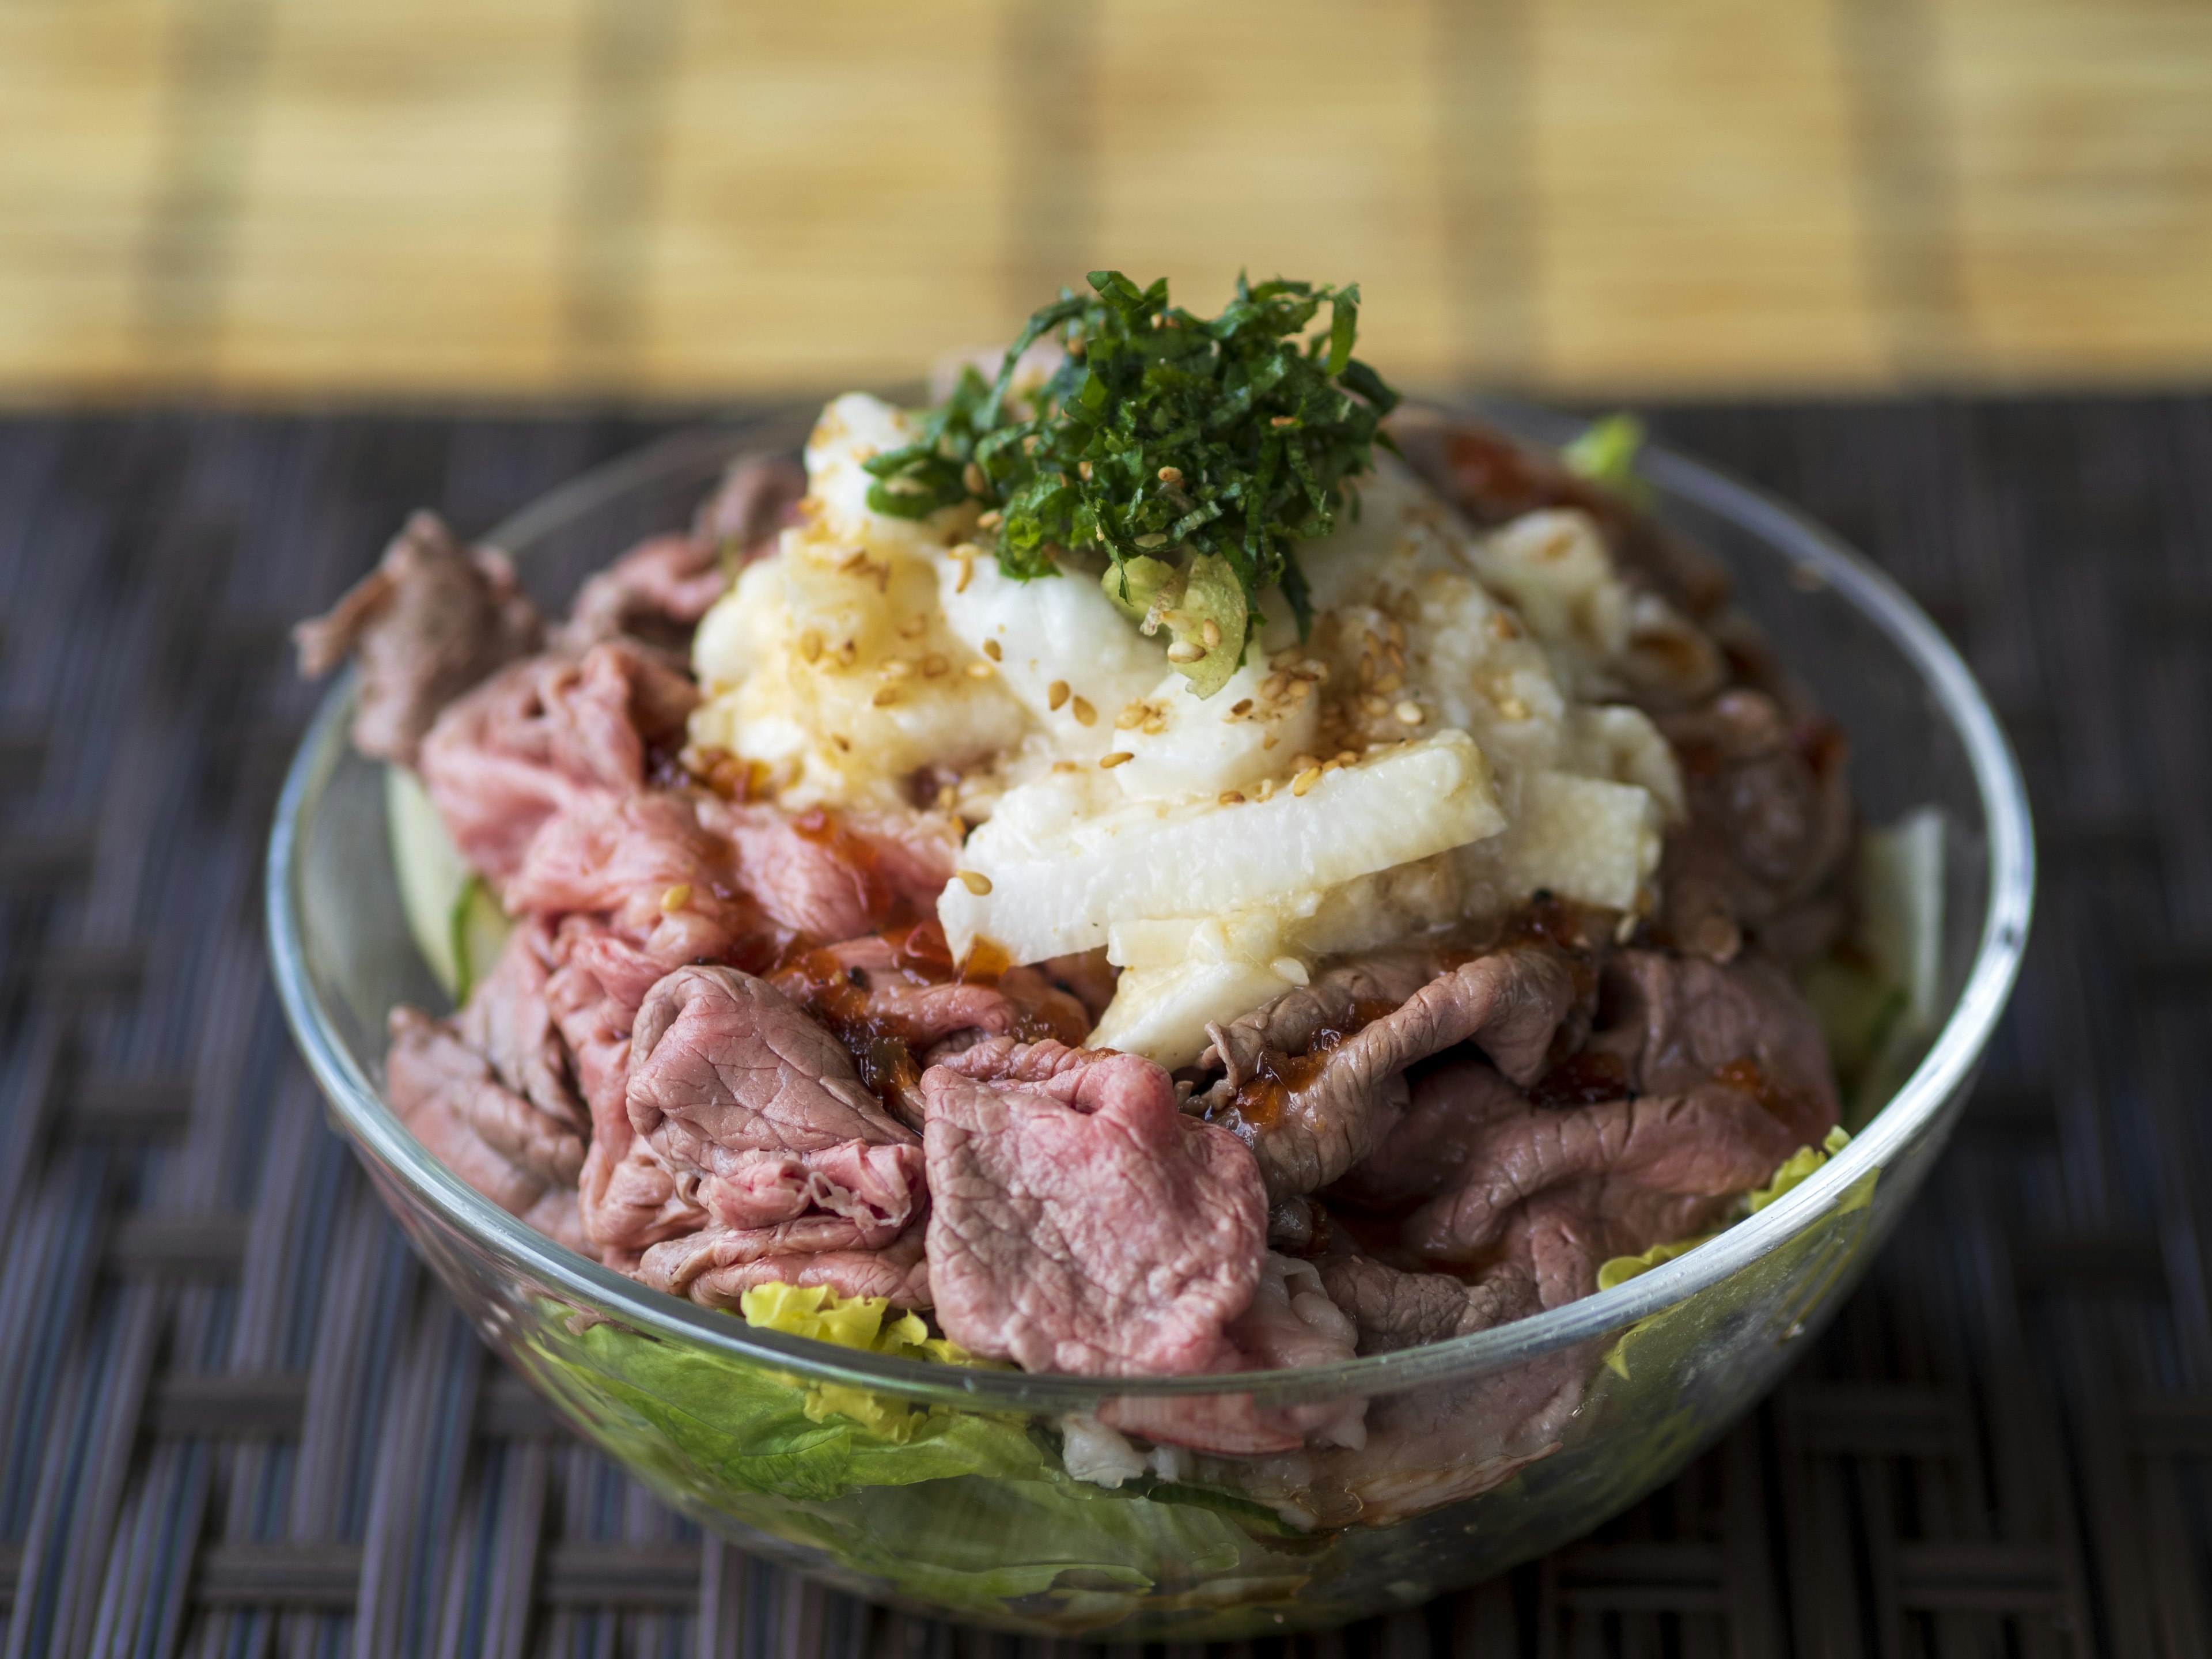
[694,453,807,560]
[1656,688,1853,964]
[293,511,545,768]
[418,640,700,885]
[559,454,802,653]
[923,1039,1268,1376]
[387,1005,589,1253]
[1099,1251,1368,1456]
[1194,943,1583,1202]
[585,966,929,1308]
[695,798,961,945]
[504,791,759,968]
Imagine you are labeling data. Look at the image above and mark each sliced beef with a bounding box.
[503,791,760,970]
[635,1217,929,1309]
[1194,944,1582,1202]
[1325,1055,1526,1212]
[922,1039,1267,1376]
[1585,947,1839,1147]
[293,512,544,767]
[1035,948,1121,1025]
[1298,1244,1585,1524]
[560,535,730,657]
[457,923,586,1137]
[770,930,1090,1131]
[1098,1252,1367,1456]
[419,641,700,884]
[585,967,925,1281]
[1402,1089,1801,1266]
[1317,1250,1541,1355]
[1657,688,1853,963]
[386,1005,589,1253]
[694,452,808,561]
[696,798,961,946]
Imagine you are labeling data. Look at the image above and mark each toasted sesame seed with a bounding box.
[1488,611,1519,641]
[956,869,993,895]
[1261,672,1290,699]
[1270,415,1296,428]
[1218,790,1245,805]
[1052,759,1079,773]
[872,687,900,707]
[1230,698,1254,716]
[1334,750,1359,766]
[831,733,851,751]
[899,616,927,638]
[1115,703,1146,730]
[1394,699,1424,725]
[1288,679,1312,703]
[922,653,948,677]
[1291,753,1320,773]
[660,883,692,913]
[1256,778,1277,801]
[1141,715,1167,735]
[1070,696,1096,726]
[1361,693,1389,717]
[975,511,1003,531]
[1291,766,1323,797]
[1047,680,1070,711]
[1200,619,1221,649]
[1078,460,1094,480]
[1498,695,1531,721]
[963,461,987,496]
[835,638,858,666]
[936,782,958,810]
[881,658,913,680]
[1157,465,1183,485]
[1166,641,1204,663]
[965,661,994,680]
[1270,646,1302,669]
[799,630,824,663]
[1373,671,1403,695]
[983,638,1002,661]
[1100,751,1135,769]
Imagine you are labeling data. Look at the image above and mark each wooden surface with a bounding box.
[2,396,2210,1656]
[2,0,2210,404]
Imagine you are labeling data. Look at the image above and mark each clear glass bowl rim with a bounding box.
[264,399,2035,1412]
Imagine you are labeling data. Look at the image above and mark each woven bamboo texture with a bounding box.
[0,399,2208,1656]
[5,0,2212,404]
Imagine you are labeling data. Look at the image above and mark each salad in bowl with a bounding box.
[272,271,2029,1636]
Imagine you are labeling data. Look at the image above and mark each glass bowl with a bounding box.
[266,402,2033,1641]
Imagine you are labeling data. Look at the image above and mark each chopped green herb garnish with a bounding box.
[863,270,1401,690]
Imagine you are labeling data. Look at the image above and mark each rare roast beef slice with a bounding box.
[1585,946,1839,1147]
[1194,944,1582,1202]
[923,1038,1267,1376]
[557,457,803,657]
[636,1215,930,1310]
[1325,1054,1528,1212]
[386,1005,588,1253]
[696,798,960,946]
[1657,688,1853,963]
[1402,1086,1801,1266]
[457,923,586,1136]
[293,511,544,768]
[1317,1249,1541,1355]
[418,641,699,884]
[1099,1251,1367,1456]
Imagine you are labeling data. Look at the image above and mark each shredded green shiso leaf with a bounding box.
[862,270,1402,677]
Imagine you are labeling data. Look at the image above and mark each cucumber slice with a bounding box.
[385,764,512,1003]
[451,874,514,1003]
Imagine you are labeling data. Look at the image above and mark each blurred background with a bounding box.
[5,0,2210,407]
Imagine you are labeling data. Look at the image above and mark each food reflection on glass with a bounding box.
[295,272,1938,1540]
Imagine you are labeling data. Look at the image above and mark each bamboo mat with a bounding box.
[1,396,2210,1656]
[3,0,2212,405]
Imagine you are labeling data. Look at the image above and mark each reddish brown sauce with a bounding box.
[1528,1050,1631,1109]
[1712,1055,1805,1125]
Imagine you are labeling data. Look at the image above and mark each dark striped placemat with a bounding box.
[1,399,2205,1658]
